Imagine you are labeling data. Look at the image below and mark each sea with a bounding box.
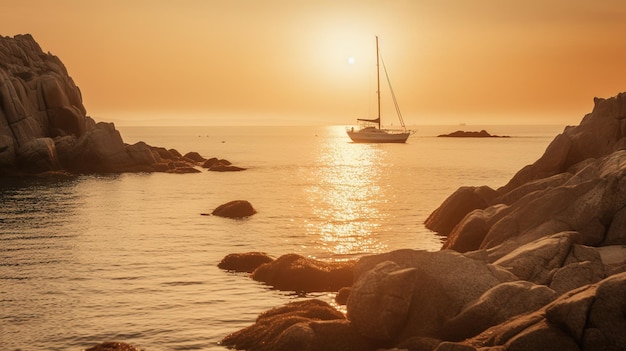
[1,124,564,351]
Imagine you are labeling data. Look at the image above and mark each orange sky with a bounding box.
[3,0,626,126]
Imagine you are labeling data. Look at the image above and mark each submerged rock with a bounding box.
[218,252,274,273]
[85,342,141,351]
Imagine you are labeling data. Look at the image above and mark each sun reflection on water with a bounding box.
[305,128,390,259]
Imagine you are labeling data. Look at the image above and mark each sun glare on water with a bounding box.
[304,129,388,259]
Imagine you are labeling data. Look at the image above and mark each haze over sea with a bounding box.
[2,123,563,351]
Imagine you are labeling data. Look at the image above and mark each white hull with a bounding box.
[346,127,411,143]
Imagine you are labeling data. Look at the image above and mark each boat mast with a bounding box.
[376,36,381,130]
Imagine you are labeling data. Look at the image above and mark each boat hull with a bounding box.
[346,129,411,143]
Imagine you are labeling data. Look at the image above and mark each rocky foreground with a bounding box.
[218,93,626,351]
[0,34,243,176]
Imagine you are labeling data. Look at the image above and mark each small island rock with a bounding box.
[438,130,509,138]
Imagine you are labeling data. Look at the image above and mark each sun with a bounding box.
[347,56,356,65]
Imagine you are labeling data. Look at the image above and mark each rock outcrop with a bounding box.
[0,34,241,175]
[221,92,626,351]
[428,92,626,259]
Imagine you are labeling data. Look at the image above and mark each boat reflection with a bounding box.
[305,129,389,259]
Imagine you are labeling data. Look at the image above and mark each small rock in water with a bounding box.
[211,200,256,218]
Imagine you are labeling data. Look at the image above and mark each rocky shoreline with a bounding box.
[217,92,626,351]
[0,34,244,176]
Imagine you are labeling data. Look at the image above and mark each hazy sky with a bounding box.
[3,0,626,126]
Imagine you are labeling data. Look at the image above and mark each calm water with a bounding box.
[1,124,563,350]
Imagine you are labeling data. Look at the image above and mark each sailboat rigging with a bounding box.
[346,36,413,143]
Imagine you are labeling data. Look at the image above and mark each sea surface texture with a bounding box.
[1,125,561,350]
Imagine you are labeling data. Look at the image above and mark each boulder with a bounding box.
[183,151,205,162]
[442,204,508,253]
[348,249,517,342]
[441,281,557,341]
[220,299,377,351]
[218,252,274,273]
[212,200,257,218]
[251,254,354,292]
[424,186,499,236]
[63,122,133,172]
[452,272,626,351]
[126,141,156,164]
[202,157,217,167]
[493,232,582,284]
[346,261,417,340]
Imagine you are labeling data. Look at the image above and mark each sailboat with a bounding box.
[346,36,413,143]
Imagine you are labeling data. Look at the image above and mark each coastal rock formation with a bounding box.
[0,34,231,175]
[212,200,257,218]
[222,92,626,351]
[437,129,509,138]
[250,254,354,292]
[428,92,626,258]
